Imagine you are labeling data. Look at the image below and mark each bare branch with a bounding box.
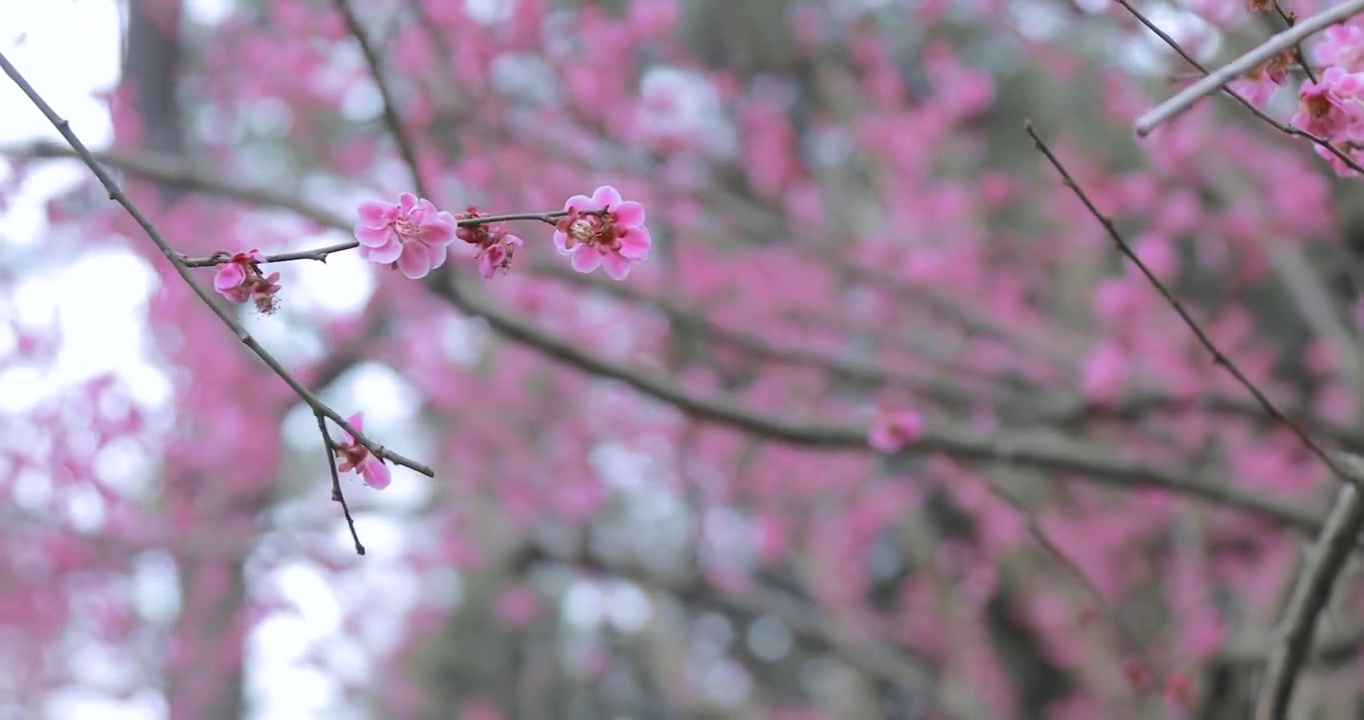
[331,0,428,199]
[1256,459,1364,720]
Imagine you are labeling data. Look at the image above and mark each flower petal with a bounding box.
[344,413,364,443]
[213,263,246,292]
[552,230,575,254]
[563,194,593,212]
[419,216,456,246]
[397,242,433,279]
[363,238,403,264]
[602,252,634,280]
[362,459,392,490]
[612,201,645,227]
[589,185,623,209]
[355,224,393,247]
[617,226,652,259]
[397,193,419,215]
[570,247,604,273]
[357,201,394,227]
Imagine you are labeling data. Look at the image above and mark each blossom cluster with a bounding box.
[1238,17,1364,174]
[206,185,653,490]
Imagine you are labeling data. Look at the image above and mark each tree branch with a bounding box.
[1255,461,1364,720]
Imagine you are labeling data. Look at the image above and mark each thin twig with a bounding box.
[316,412,365,555]
[1272,1,1319,85]
[1135,0,1364,135]
[1256,467,1364,719]
[0,49,433,479]
[177,211,567,267]
[1027,121,1364,494]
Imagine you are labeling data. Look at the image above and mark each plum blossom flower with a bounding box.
[1314,140,1364,177]
[455,207,525,279]
[1292,66,1364,140]
[354,193,457,279]
[213,250,282,313]
[1228,50,1292,107]
[552,185,652,280]
[333,413,391,490]
[869,409,923,453]
[1313,22,1364,73]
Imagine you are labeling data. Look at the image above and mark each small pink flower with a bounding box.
[869,410,923,453]
[478,234,523,279]
[1292,66,1364,140]
[552,185,652,280]
[1313,23,1364,73]
[354,193,457,279]
[455,207,524,279]
[1228,51,1292,107]
[213,250,282,314]
[333,413,391,490]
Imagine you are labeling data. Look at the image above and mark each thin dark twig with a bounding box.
[177,211,569,267]
[1026,122,1363,492]
[332,0,428,199]
[316,412,365,555]
[1272,2,1318,85]
[0,49,432,478]
[1114,0,1364,175]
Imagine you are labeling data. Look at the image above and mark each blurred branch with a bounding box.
[1256,469,1364,720]
[331,0,428,199]
[510,542,942,705]
[1217,620,1364,667]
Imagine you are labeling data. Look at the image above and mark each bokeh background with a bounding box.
[4,0,1364,718]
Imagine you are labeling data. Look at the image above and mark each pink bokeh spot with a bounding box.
[869,410,923,453]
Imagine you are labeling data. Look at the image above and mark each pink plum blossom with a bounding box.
[1292,66,1364,140]
[333,413,391,490]
[213,250,282,313]
[1227,51,1291,107]
[354,193,457,279]
[1313,22,1364,72]
[869,409,923,453]
[552,185,652,280]
[455,207,524,278]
